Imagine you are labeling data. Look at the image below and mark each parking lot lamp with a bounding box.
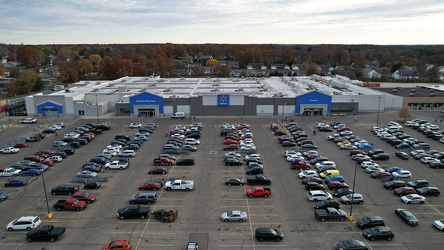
[348,161,358,221]
[41,171,52,219]
[376,96,382,126]
[95,94,100,124]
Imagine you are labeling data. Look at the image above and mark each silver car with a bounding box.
[220,210,247,222]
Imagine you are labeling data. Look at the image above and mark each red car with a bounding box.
[393,187,417,196]
[103,240,132,250]
[274,130,287,136]
[37,149,56,155]
[223,139,238,145]
[138,181,162,191]
[224,145,239,151]
[71,192,96,203]
[84,133,95,139]
[148,167,168,175]
[14,143,29,148]
[328,181,349,190]
[306,154,319,160]
[370,171,391,179]
[24,155,45,163]
[237,124,250,130]
[337,127,350,132]
[42,159,54,167]
[350,150,367,156]
[153,157,174,166]
[291,161,311,170]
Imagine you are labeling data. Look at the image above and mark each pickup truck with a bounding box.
[53,198,87,211]
[246,175,271,185]
[117,205,151,219]
[153,157,174,166]
[26,224,65,242]
[0,168,22,177]
[165,179,194,191]
[20,118,37,124]
[314,207,347,222]
[0,147,19,154]
[105,160,128,170]
[246,186,272,198]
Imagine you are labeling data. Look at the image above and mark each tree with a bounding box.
[205,59,220,67]
[89,54,102,71]
[32,77,45,92]
[17,70,39,94]
[427,65,440,82]
[0,65,4,77]
[118,59,133,77]
[98,56,117,79]
[16,46,43,67]
[399,108,412,122]
[304,61,320,75]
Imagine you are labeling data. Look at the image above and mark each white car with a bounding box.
[299,170,318,179]
[171,134,185,140]
[420,157,439,164]
[6,216,41,231]
[119,150,136,157]
[360,161,379,169]
[106,145,122,150]
[392,170,412,178]
[405,121,418,127]
[77,170,98,178]
[102,149,118,156]
[353,140,368,146]
[184,138,200,145]
[287,155,303,162]
[0,147,19,154]
[239,140,254,147]
[225,152,241,158]
[136,132,149,137]
[245,154,261,161]
[48,155,63,163]
[129,123,142,128]
[240,145,256,151]
[136,135,148,141]
[365,166,384,174]
[339,131,353,136]
[307,190,333,201]
[303,150,318,157]
[328,134,340,140]
[401,194,426,204]
[220,210,248,222]
[410,150,425,156]
[284,150,300,157]
[49,125,62,130]
[433,218,444,231]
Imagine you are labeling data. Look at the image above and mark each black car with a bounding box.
[390,139,403,146]
[416,187,440,196]
[96,124,111,130]
[68,141,81,148]
[225,177,245,186]
[83,164,102,173]
[60,147,75,155]
[383,180,406,190]
[124,145,139,151]
[313,199,340,209]
[333,188,353,197]
[176,158,195,166]
[363,226,394,241]
[52,151,68,159]
[318,126,333,132]
[368,149,384,156]
[335,239,368,250]
[305,182,325,191]
[395,151,409,160]
[84,180,101,189]
[225,158,242,166]
[430,162,444,169]
[281,141,297,147]
[395,209,419,226]
[42,129,56,134]
[356,216,385,229]
[255,227,283,242]
[372,153,390,161]
[302,177,323,185]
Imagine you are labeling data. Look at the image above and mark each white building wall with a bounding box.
[177,105,190,114]
[25,96,36,115]
[164,106,174,114]
[332,95,385,112]
[202,95,244,105]
[257,105,273,116]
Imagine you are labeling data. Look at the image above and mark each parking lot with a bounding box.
[0,110,443,250]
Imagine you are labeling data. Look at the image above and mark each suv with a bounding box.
[115,135,131,141]
[356,216,385,229]
[340,193,364,204]
[407,179,429,189]
[129,192,157,205]
[176,158,195,166]
[7,216,42,231]
[254,227,284,242]
[51,184,80,195]
[313,199,340,209]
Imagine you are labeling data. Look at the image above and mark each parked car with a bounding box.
[363,226,394,241]
[395,208,419,226]
[220,210,247,222]
[254,227,283,242]
[401,194,426,204]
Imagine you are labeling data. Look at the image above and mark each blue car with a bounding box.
[325,176,345,184]
[5,179,28,187]
[357,144,373,150]
[385,166,403,173]
[21,169,43,176]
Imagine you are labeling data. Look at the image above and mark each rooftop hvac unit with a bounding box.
[430,93,435,96]
[92,88,98,92]
[392,89,397,92]
[409,93,415,96]
[410,89,416,92]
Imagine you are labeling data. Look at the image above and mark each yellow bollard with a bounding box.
[47,213,53,219]
[348,215,353,221]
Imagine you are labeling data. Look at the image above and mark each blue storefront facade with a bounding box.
[37,101,63,116]
[129,92,164,116]
[295,91,332,116]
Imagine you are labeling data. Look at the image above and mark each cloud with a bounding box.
[0,0,443,44]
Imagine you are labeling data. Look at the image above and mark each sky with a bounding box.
[1,0,444,45]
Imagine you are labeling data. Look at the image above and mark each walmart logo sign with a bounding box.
[217,94,230,106]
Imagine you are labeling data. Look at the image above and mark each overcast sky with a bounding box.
[1,0,443,45]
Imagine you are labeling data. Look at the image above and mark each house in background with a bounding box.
[392,69,419,80]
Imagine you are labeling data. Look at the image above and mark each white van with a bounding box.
[171,112,186,119]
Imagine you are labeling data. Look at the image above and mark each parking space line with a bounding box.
[219,244,287,248]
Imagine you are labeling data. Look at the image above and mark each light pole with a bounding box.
[41,171,52,219]
[348,161,358,221]
[95,94,100,124]
[281,98,284,125]
[376,96,382,126]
